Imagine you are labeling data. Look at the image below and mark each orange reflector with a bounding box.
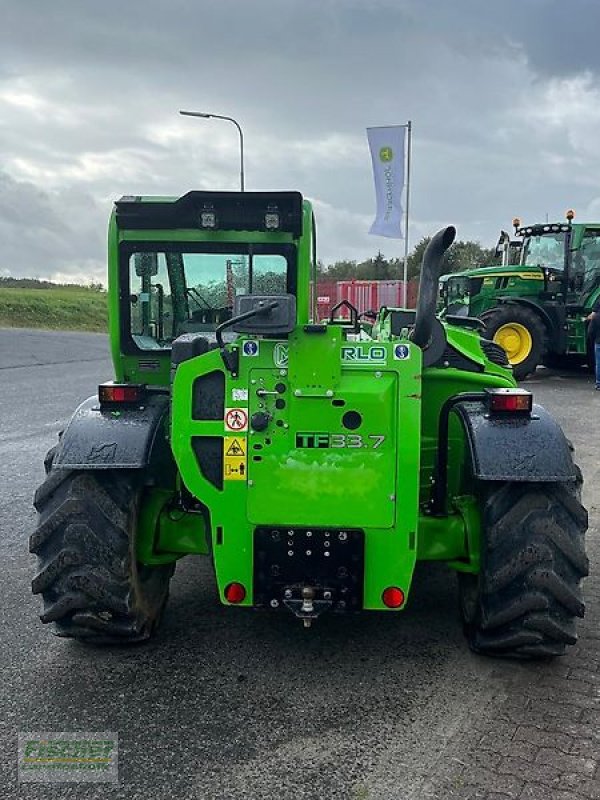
[485,388,532,414]
[224,582,246,604]
[382,586,405,608]
[98,383,144,404]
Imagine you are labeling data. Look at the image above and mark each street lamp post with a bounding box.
[179,110,245,191]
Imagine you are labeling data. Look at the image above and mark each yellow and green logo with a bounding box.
[379,146,393,162]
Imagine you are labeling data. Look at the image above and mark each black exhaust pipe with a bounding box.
[411,225,456,349]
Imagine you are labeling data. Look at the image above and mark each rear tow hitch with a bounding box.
[283,586,333,628]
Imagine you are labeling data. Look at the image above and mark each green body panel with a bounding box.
[470,268,544,318]
[137,488,209,566]
[170,335,423,609]
[104,190,518,616]
[441,265,545,316]
[416,496,480,573]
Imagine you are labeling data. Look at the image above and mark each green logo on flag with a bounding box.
[379,146,393,162]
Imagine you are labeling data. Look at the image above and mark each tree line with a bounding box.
[0,276,105,292]
[318,237,497,282]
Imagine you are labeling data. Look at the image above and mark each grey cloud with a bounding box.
[1,0,600,279]
[0,171,106,280]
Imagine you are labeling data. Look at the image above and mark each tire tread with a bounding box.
[462,476,588,659]
[30,468,172,644]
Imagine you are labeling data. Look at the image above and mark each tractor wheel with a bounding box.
[30,469,174,644]
[482,306,545,380]
[542,352,576,370]
[459,479,588,659]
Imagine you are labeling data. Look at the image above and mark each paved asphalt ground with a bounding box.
[0,328,598,800]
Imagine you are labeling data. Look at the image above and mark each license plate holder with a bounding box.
[253,526,364,611]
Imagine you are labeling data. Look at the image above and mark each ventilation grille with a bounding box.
[192,371,225,420]
[436,346,483,373]
[481,338,510,367]
[138,359,161,372]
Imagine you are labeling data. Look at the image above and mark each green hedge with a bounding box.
[0,287,107,332]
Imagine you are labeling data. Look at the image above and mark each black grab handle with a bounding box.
[329,299,359,332]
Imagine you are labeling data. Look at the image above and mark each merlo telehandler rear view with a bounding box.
[30,191,588,658]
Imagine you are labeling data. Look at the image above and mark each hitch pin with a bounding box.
[301,587,315,613]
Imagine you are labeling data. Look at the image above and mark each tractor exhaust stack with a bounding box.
[412,225,456,348]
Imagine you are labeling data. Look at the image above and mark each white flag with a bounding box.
[367,125,406,239]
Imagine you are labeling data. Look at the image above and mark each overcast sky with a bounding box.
[2,0,600,283]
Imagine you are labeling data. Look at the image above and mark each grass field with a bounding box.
[0,286,107,332]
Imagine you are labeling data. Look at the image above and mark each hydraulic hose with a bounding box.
[411,225,456,349]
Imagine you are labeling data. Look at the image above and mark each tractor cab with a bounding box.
[517,218,600,307]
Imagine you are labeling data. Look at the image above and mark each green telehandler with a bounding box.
[31,191,588,658]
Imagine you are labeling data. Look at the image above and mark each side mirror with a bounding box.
[494,230,510,259]
[232,294,296,335]
[134,253,159,278]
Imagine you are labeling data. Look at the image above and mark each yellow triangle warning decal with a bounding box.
[225,438,246,456]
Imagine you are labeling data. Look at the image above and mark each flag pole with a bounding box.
[403,120,412,307]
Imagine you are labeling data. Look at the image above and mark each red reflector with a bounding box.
[224,582,246,604]
[485,388,532,414]
[382,586,405,608]
[99,384,144,404]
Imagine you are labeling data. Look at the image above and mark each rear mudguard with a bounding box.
[455,401,576,482]
[52,394,170,470]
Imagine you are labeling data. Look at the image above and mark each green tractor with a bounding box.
[439,214,600,379]
[31,191,588,658]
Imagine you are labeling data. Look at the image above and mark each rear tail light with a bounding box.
[382,586,405,608]
[99,383,146,405]
[485,388,532,414]
[224,582,246,604]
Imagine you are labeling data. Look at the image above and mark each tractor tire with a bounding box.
[459,478,588,659]
[30,468,174,644]
[482,305,546,380]
[542,352,576,370]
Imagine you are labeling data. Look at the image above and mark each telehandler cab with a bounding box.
[31,190,588,658]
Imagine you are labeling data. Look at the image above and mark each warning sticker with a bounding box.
[225,437,246,457]
[223,436,247,481]
[224,408,248,432]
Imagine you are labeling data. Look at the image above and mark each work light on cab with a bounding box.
[264,209,280,230]
[199,208,217,228]
[484,387,532,414]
